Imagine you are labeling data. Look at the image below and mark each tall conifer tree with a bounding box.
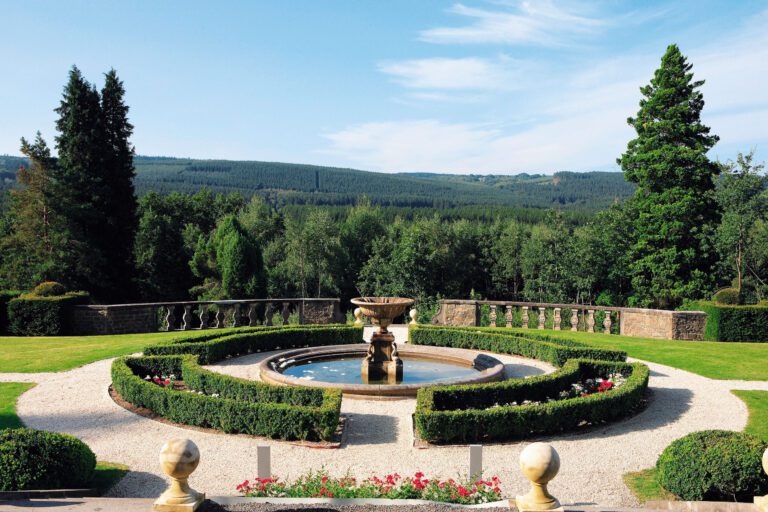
[618,45,720,307]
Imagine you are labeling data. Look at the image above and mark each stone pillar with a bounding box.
[165,305,176,331]
[515,442,560,512]
[154,438,205,512]
[505,306,513,328]
[587,310,595,333]
[603,311,612,334]
[522,307,529,329]
[553,308,561,330]
[247,304,258,327]
[489,305,497,328]
[182,306,192,331]
[538,307,546,329]
[570,309,578,331]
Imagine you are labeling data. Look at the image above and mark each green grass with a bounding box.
[92,461,129,494]
[0,329,220,373]
[511,329,768,381]
[623,468,677,503]
[0,382,34,428]
[732,390,768,441]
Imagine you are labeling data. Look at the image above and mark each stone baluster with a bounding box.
[603,311,612,334]
[182,305,192,331]
[264,303,274,326]
[164,305,176,331]
[553,308,561,330]
[198,307,208,330]
[515,442,560,511]
[538,307,546,329]
[281,302,291,325]
[489,305,497,328]
[570,309,579,331]
[505,305,513,328]
[231,304,241,328]
[587,310,595,333]
[247,303,258,327]
[214,307,225,328]
[521,306,529,329]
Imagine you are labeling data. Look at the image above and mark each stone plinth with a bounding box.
[301,299,344,324]
[430,300,479,326]
[619,308,707,341]
[72,304,158,335]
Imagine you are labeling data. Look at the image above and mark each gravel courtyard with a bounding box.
[3,326,767,507]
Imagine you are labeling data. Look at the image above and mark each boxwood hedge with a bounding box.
[415,358,649,444]
[681,301,768,342]
[0,290,20,335]
[7,291,90,336]
[112,325,362,440]
[409,325,626,366]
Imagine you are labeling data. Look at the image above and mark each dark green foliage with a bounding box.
[145,324,361,364]
[0,428,96,491]
[656,430,768,501]
[112,325,362,440]
[7,291,89,336]
[682,301,768,342]
[31,281,67,297]
[409,325,626,367]
[713,287,743,305]
[415,358,648,444]
[0,290,20,334]
[618,45,721,308]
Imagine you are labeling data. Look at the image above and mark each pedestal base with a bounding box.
[361,360,403,384]
[514,493,562,512]
[153,491,205,512]
[755,495,768,511]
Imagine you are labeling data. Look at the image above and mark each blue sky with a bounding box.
[2,0,766,174]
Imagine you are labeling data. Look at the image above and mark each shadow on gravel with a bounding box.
[107,470,167,498]
[649,369,668,377]
[342,413,397,446]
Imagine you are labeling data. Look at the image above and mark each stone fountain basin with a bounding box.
[259,344,505,398]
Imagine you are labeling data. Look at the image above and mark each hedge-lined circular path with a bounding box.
[3,326,768,507]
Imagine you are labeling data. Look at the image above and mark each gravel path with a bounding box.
[6,327,768,507]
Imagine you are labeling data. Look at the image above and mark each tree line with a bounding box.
[0,46,766,310]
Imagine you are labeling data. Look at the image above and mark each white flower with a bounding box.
[144,375,151,380]
[212,393,219,398]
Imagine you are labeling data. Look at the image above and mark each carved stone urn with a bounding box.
[351,297,414,383]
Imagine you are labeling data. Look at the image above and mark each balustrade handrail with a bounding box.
[472,299,623,312]
[74,297,340,309]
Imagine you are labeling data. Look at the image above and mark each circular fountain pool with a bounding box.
[260,344,505,397]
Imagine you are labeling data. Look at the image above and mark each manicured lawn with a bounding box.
[0,329,220,373]
[512,329,768,381]
[0,382,34,428]
[732,390,768,441]
[623,468,677,503]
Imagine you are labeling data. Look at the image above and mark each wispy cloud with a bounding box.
[420,1,604,46]
[378,57,505,90]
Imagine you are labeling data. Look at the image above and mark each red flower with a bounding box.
[414,471,424,479]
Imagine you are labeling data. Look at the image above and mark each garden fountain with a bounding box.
[351,296,413,383]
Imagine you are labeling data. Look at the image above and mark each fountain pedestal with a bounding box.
[351,297,413,384]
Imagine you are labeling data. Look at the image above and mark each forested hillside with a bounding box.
[0,154,634,211]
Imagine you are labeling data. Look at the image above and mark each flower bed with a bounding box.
[236,470,502,505]
[111,325,362,441]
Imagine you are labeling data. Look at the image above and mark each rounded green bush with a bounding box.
[31,281,67,297]
[656,430,768,501]
[0,428,96,491]
[713,287,743,305]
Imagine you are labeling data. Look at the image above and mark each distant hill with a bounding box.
[0,154,635,211]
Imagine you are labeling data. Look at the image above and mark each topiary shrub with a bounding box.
[713,287,743,305]
[7,291,90,336]
[0,428,96,491]
[31,281,67,297]
[656,430,768,501]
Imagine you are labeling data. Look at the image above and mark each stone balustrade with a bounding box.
[431,299,707,341]
[72,298,343,335]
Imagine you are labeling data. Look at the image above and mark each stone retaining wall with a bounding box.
[72,304,158,335]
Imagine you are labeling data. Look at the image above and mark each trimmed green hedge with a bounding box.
[682,301,768,342]
[0,290,20,335]
[7,291,90,336]
[144,324,361,364]
[0,428,96,491]
[409,325,626,366]
[656,430,768,501]
[112,325,362,440]
[415,358,648,443]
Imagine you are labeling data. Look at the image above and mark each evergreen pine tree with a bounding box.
[618,44,720,308]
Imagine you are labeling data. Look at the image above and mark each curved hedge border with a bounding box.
[409,325,626,366]
[411,325,647,444]
[111,325,361,441]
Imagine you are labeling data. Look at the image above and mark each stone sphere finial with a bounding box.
[154,438,205,511]
[409,308,418,325]
[354,307,364,325]
[515,442,561,511]
[757,448,768,509]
